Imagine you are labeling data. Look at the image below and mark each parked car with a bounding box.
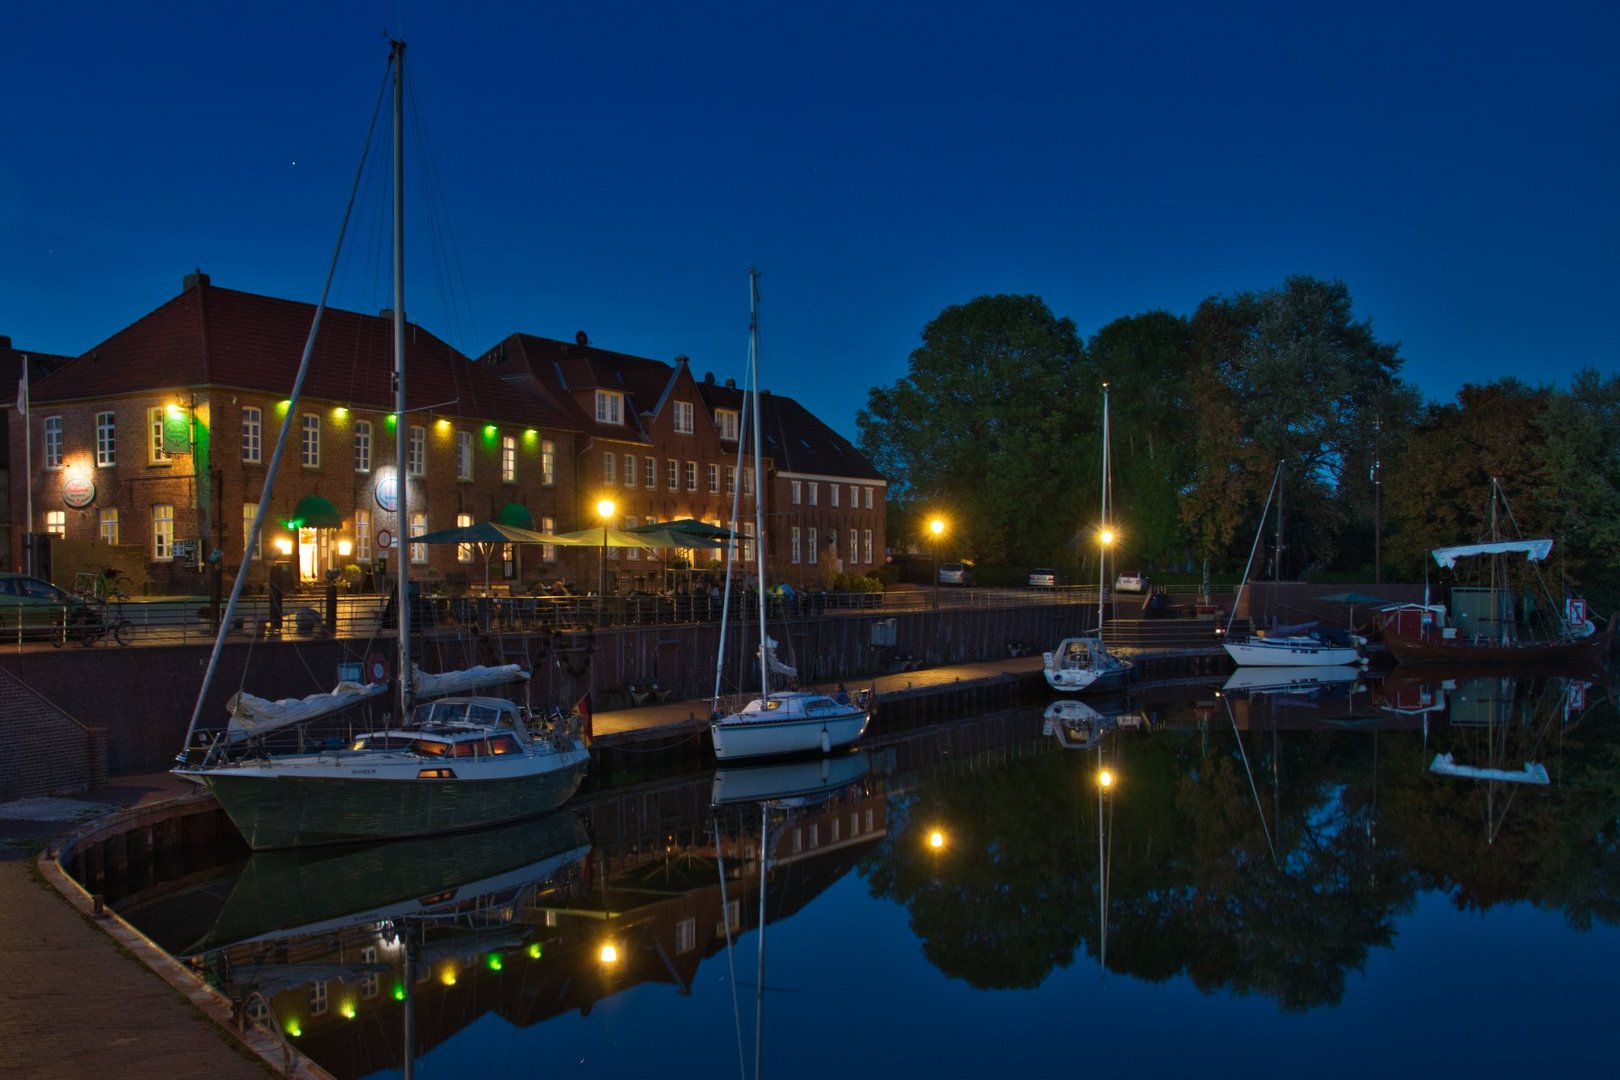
[0,572,92,641]
[1028,567,1060,588]
[1114,571,1147,593]
[937,561,976,586]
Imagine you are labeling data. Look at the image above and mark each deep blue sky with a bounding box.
[3,2,1615,439]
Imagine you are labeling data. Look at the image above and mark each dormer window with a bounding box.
[673,401,694,435]
[716,408,739,441]
[595,390,624,425]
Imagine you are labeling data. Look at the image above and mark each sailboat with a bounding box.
[1222,462,1363,667]
[1043,384,1134,694]
[1379,480,1612,665]
[172,40,589,849]
[709,271,870,761]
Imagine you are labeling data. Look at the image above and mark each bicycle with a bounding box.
[75,567,130,603]
[67,597,133,647]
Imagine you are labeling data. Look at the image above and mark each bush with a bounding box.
[831,573,883,592]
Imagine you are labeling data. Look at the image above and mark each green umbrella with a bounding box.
[412,521,587,595]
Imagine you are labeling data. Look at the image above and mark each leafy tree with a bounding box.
[1538,370,1620,611]
[858,295,1091,565]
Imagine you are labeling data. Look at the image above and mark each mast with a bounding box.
[1273,461,1284,627]
[1097,384,1109,633]
[749,270,769,702]
[392,38,411,722]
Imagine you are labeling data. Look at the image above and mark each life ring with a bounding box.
[366,652,389,684]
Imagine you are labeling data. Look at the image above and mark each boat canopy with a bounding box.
[413,663,529,700]
[226,681,387,740]
[1431,539,1553,569]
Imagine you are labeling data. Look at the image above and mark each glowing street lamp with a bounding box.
[929,516,945,608]
[596,498,616,596]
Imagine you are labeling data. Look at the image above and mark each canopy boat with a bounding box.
[1223,463,1364,667]
[1043,384,1134,694]
[172,41,588,848]
[1379,484,1613,665]
[709,272,869,761]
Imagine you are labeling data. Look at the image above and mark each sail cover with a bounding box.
[759,636,798,678]
[413,663,529,700]
[1431,539,1553,569]
[226,681,387,740]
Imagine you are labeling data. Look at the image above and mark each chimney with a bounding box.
[675,354,689,367]
[183,268,210,291]
[575,330,589,346]
[704,371,715,385]
[725,378,735,389]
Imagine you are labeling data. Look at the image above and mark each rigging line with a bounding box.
[1225,461,1283,637]
[712,815,749,1080]
[180,51,396,755]
[1222,694,1281,870]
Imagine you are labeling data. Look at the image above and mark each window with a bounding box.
[676,917,696,954]
[716,408,738,442]
[45,509,65,537]
[361,946,380,999]
[666,459,678,491]
[595,390,623,425]
[808,527,818,564]
[242,504,260,560]
[849,529,859,565]
[864,529,873,565]
[673,400,694,434]
[99,508,119,546]
[685,461,697,492]
[744,467,754,495]
[301,413,320,468]
[455,430,472,481]
[541,515,556,562]
[624,517,639,560]
[707,463,719,494]
[43,416,63,469]
[791,526,801,564]
[355,509,372,562]
[147,407,171,464]
[644,455,656,489]
[408,425,426,476]
[456,514,474,563]
[623,454,636,487]
[849,484,858,508]
[791,480,801,505]
[726,465,736,494]
[542,440,556,485]
[152,504,174,560]
[831,484,840,508]
[96,412,116,467]
[808,482,818,507]
[309,981,328,1017]
[241,407,261,464]
[829,531,838,564]
[832,816,841,842]
[865,487,874,510]
[501,436,516,482]
[602,453,616,485]
[410,513,426,563]
[354,420,372,472]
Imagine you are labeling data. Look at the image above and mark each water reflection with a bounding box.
[102,664,1620,1076]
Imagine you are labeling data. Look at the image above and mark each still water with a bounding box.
[107,667,1618,1078]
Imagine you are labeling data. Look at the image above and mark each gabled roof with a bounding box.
[482,332,672,444]
[698,382,882,482]
[0,335,73,397]
[26,282,577,432]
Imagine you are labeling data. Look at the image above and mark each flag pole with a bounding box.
[18,355,30,577]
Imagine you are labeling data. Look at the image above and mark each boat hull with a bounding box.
[1223,637,1361,666]
[182,749,590,850]
[710,696,870,762]
[1042,636,1135,694]
[1382,623,1613,665]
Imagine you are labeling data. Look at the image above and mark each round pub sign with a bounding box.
[62,475,96,508]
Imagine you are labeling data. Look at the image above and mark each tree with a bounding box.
[858,295,1091,565]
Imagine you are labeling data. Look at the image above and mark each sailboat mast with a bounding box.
[392,38,411,721]
[749,270,769,703]
[1097,384,1109,631]
[1274,462,1284,622]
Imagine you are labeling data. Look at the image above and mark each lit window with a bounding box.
[99,508,119,546]
[243,504,260,560]
[456,514,474,563]
[43,416,63,469]
[595,390,623,425]
[501,436,516,483]
[147,407,171,464]
[717,409,738,442]
[354,420,372,473]
[541,516,556,562]
[96,412,116,467]
[410,512,426,563]
[673,400,694,434]
[152,504,174,560]
[457,431,473,481]
[301,413,320,468]
[542,440,556,486]
[355,509,372,562]
[310,981,328,1017]
[45,509,65,537]
[241,407,261,464]
[408,425,425,477]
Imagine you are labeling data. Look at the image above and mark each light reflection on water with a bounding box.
[110,667,1620,1078]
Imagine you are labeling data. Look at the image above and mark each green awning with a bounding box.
[498,502,534,529]
[286,494,342,529]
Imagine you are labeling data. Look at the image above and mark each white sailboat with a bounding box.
[709,271,870,761]
[1222,462,1363,668]
[172,40,588,849]
[1044,384,1134,694]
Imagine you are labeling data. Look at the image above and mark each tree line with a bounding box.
[857,276,1620,611]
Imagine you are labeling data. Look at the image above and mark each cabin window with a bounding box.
[412,739,449,756]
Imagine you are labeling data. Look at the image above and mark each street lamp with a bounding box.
[929,517,945,609]
[1097,524,1115,629]
[596,498,616,597]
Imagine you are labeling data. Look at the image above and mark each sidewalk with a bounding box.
[0,654,1046,1079]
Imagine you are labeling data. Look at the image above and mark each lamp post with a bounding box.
[929,517,945,609]
[1097,525,1114,630]
[596,498,616,598]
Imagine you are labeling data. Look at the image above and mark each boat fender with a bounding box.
[820,729,831,753]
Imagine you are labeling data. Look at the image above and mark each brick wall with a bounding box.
[0,665,106,800]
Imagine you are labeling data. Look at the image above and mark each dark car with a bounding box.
[0,572,92,641]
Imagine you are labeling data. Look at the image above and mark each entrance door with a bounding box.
[299,528,318,583]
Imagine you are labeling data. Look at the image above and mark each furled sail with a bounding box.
[1431,539,1553,569]
[413,664,529,701]
[760,636,798,678]
[226,681,386,740]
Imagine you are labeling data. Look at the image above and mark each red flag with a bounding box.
[575,693,593,745]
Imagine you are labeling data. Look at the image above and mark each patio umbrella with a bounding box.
[630,518,734,540]
[412,521,587,595]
